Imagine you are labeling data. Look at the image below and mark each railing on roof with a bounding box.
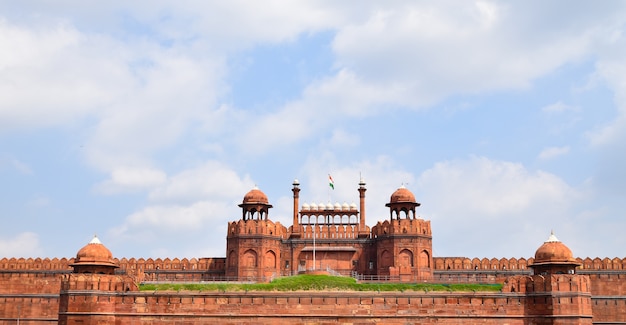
[353,272,502,284]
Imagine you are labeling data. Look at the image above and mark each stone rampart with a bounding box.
[434,256,626,271]
[62,290,533,325]
[0,271,64,323]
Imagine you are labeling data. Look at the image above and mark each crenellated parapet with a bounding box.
[371,218,432,237]
[503,274,591,294]
[434,257,533,271]
[0,257,73,271]
[434,256,626,271]
[579,257,626,270]
[227,219,288,237]
[60,273,138,292]
[373,188,433,280]
[117,257,225,272]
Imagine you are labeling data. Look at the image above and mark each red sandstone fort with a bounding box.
[1,179,625,324]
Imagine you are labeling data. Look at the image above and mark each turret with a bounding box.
[238,186,273,221]
[385,185,421,220]
[530,231,581,276]
[70,235,118,274]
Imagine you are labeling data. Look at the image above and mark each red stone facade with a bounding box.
[0,179,625,324]
[225,180,433,281]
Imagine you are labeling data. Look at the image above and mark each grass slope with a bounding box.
[140,275,502,292]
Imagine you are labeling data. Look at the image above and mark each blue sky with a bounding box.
[1,1,626,261]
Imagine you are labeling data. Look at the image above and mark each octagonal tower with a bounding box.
[372,186,433,281]
[226,186,287,281]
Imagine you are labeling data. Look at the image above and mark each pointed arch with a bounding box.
[243,249,258,268]
[419,250,430,268]
[380,250,392,268]
[264,250,277,268]
[398,249,413,267]
[228,250,237,267]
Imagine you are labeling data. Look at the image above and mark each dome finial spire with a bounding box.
[90,234,102,244]
[546,230,559,243]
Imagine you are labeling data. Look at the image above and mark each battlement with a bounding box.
[0,257,73,271]
[371,218,432,237]
[117,257,225,272]
[227,219,288,237]
[434,256,626,271]
[503,274,591,294]
[60,273,138,292]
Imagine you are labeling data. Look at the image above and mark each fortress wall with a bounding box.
[584,273,626,323]
[62,290,532,325]
[0,273,62,323]
[586,273,626,295]
[0,258,72,271]
[0,272,64,294]
[61,274,138,293]
[3,255,624,273]
[117,257,226,272]
[591,296,626,323]
[0,296,59,324]
[434,256,626,271]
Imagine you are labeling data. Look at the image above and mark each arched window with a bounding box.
[420,250,430,268]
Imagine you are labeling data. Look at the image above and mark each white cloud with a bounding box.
[108,200,234,257]
[113,201,226,234]
[416,156,580,257]
[329,129,360,147]
[148,161,253,203]
[541,101,579,114]
[538,146,570,160]
[2,1,626,260]
[95,166,167,194]
[0,20,131,130]
[237,2,626,153]
[419,156,575,217]
[107,161,253,256]
[330,1,600,107]
[0,154,32,175]
[0,232,42,257]
[84,51,225,171]
[237,69,405,153]
[296,154,417,226]
[587,53,626,147]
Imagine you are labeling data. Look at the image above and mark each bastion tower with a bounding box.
[371,185,433,280]
[225,186,287,280]
[59,236,137,325]
[504,232,593,325]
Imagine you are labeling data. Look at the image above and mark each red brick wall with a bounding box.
[57,272,596,325]
[0,272,64,323]
[64,290,533,325]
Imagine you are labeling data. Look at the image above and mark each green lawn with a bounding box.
[139,274,502,292]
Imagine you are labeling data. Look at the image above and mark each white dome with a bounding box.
[334,202,341,210]
[350,202,357,210]
[310,203,318,211]
[319,202,326,210]
[342,202,350,211]
[302,203,310,210]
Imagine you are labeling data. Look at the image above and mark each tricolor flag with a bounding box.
[328,174,335,190]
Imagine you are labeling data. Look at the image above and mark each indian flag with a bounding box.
[328,174,334,190]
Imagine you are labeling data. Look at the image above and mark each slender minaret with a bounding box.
[358,176,366,231]
[292,179,300,230]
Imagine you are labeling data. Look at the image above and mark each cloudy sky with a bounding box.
[1,1,625,262]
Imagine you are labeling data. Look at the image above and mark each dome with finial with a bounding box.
[389,185,416,203]
[242,186,269,204]
[533,231,578,265]
[72,235,118,268]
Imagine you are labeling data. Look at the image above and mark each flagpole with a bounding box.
[313,218,316,271]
